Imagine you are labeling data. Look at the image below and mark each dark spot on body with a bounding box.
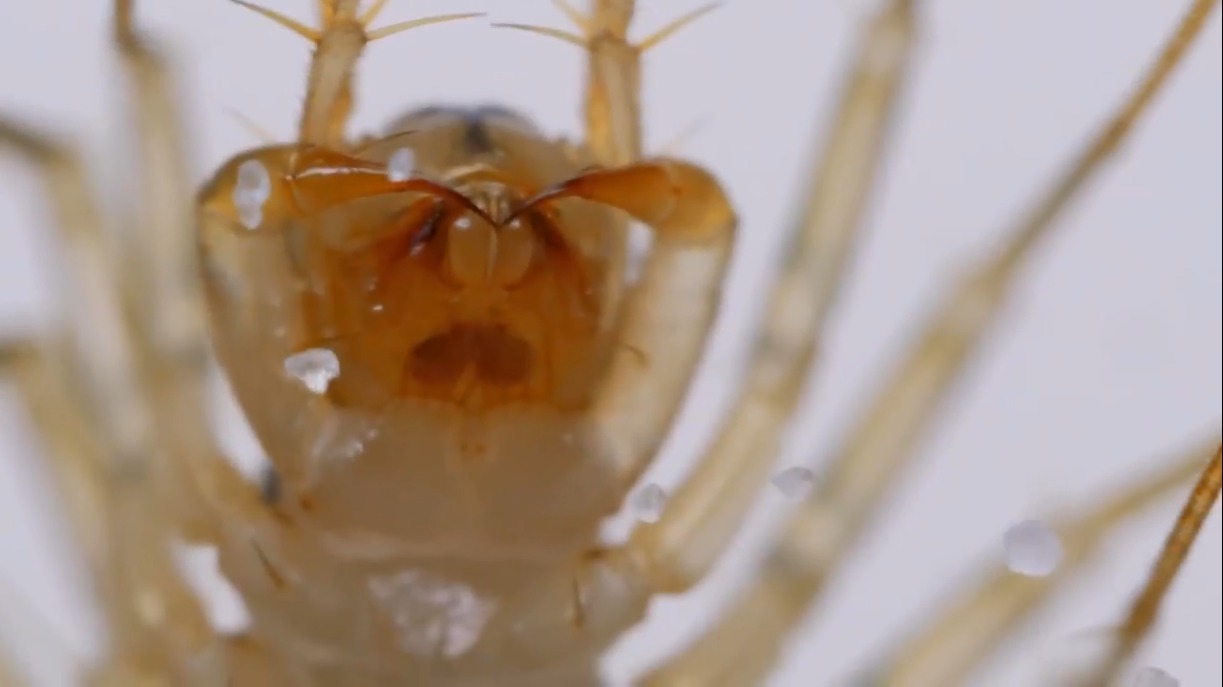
[462,117,495,154]
[409,323,533,387]
[251,541,288,590]
[394,104,537,155]
[259,465,282,504]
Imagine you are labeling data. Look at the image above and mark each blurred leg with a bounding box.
[636,0,1218,683]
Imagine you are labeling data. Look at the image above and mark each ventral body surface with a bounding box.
[193,93,732,682]
[200,106,627,557]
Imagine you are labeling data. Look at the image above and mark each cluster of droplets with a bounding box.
[366,568,497,659]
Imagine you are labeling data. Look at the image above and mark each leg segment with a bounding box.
[231,0,480,147]
[501,0,714,165]
[113,2,251,543]
[570,0,717,165]
[569,0,646,167]
[638,0,1219,682]
[0,119,152,475]
[114,2,202,373]
[0,124,217,682]
[1,340,112,578]
[868,436,1218,687]
[3,340,221,683]
[1,4,264,677]
[1076,442,1222,687]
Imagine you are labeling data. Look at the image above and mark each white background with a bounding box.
[0,1,1220,685]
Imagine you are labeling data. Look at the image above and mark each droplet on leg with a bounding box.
[1131,667,1178,687]
[387,147,415,182]
[629,483,667,523]
[1002,519,1063,577]
[771,466,815,500]
[283,348,340,394]
[233,159,271,230]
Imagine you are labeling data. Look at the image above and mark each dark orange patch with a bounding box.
[408,323,534,388]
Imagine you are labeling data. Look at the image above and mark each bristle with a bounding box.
[658,119,707,156]
[552,0,591,34]
[366,13,486,42]
[359,0,393,27]
[351,129,417,155]
[229,0,322,42]
[638,2,721,52]
[226,108,277,145]
[492,23,588,49]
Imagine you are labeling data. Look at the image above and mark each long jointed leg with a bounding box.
[1,341,112,578]
[113,0,263,546]
[1073,443,1222,687]
[0,348,89,682]
[0,121,151,484]
[0,123,216,681]
[231,0,481,147]
[114,0,201,372]
[860,436,1218,686]
[636,0,1220,683]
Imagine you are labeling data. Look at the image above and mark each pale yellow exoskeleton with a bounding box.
[0,0,1219,685]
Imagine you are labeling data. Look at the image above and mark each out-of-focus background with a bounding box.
[0,1,1220,685]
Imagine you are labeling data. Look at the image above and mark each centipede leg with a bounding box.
[869,436,1217,686]
[635,1,1217,683]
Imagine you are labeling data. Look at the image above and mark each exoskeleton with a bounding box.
[0,1,1219,686]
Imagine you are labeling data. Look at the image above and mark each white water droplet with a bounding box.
[387,147,415,182]
[1132,667,1178,687]
[367,569,497,659]
[283,348,340,394]
[1002,519,1063,577]
[771,466,815,500]
[233,159,271,230]
[629,483,667,523]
